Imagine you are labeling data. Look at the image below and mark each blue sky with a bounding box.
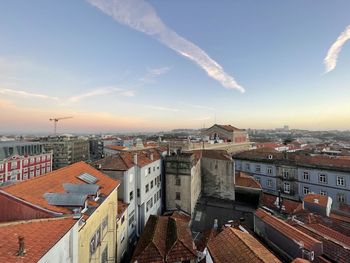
[0,0,350,133]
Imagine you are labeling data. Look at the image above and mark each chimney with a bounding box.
[133,154,138,166]
[150,153,154,161]
[213,219,218,230]
[16,236,26,256]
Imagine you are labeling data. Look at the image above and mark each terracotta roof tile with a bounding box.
[260,193,302,214]
[1,162,119,214]
[207,227,281,263]
[132,215,196,263]
[0,217,76,263]
[303,194,329,208]
[291,258,310,263]
[104,145,126,151]
[235,172,262,189]
[255,209,321,250]
[217,124,244,132]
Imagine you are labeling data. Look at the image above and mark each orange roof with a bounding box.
[0,217,76,263]
[303,194,329,208]
[308,223,350,247]
[132,215,196,263]
[291,258,310,263]
[260,193,302,214]
[105,145,126,151]
[216,124,244,132]
[207,227,281,263]
[2,162,119,214]
[255,209,321,250]
[235,172,262,189]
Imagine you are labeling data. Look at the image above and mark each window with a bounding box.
[151,181,154,189]
[42,155,46,161]
[47,155,51,160]
[90,227,101,256]
[36,168,40,176]
[267,167,272,175]
[337,176,345,186]
[102,216,108,233]
[283,170,289,179]
[47,167,51,172]
[303,187,309,195]
[153,166,155,171]
[267,179,272,188]
[255,165,261,173]
[175,177,181,186]
[319,174,327,184]
[303,172,309,181]
[41,168,45,174]
[283,182,290,194]
[245,163,250,171]
[146,198,153,212]
[145,184,149,193]
[36,157,40,162]
[129,173,134,183]
[137,188,140,197]
[176,192,181,200]
[255,177,261,184]
[337,193,346,203]
[23,159,28,166]
[154,193,157,202]
[121,215,125,224]
[129,212,135,226]
[148,167,151,174]
[320,190,327,196]
[129,191,134,201]
[11,162,17,169]
[30,158,35,164]
[157,166,160,170]
[101,246,108,263]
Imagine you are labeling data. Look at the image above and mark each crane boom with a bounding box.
[49,116,73,135]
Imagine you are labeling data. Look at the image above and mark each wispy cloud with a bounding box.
[148,66,170,76]
[68,86,134,102]
[146,105,180,112]
[324,25,350,73]
[87,0,244,92]
[182,103,215,111]
[0,88,59,101]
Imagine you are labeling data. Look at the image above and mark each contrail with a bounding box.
[87,0,244,92]
[324,25,350,73]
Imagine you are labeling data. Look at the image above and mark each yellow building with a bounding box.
[1,162,120,263]
[116,201,129,263]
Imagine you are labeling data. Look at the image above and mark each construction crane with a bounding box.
[49,116,73,135]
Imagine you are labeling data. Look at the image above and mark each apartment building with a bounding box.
[94,149,162,245]
[0,162,120,263]
[41,135,90,169]
[233,149,350,210]
[0,141,52,184]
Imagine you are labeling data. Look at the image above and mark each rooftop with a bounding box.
[255,209,321,250]
[235,172,262,189]
[1,162,119,214]
[207,226,281,263]
[132,215,196,263]
[303,194,329,208]
[0,217,76,263]
[260,193,302,215]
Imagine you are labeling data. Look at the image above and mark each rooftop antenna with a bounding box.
[49,116,73,135]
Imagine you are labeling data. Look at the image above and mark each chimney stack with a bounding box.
[133,154,138,166]
[150,153,154,161]
[213,219,218,230]
[16,236,26,256]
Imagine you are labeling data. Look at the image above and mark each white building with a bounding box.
[94,149,163,244]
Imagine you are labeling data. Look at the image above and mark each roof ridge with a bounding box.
[0,215,75,227]
[228,227,266,262]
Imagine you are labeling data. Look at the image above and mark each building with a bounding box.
[0,217,79,263]
[165,152,201,216]
[205,226,281,263]
[254,208,323,262]
[131,214,197,263]
[89,137,104,162]
[233,149,350,210]
[94,149,162,245]
[116,201,129,263]
[303,193,333,217]
[0,141,52,184]
[41,135,90,169]
[201,124,249,144]
[104,145,127,156]
[0,162,120,263]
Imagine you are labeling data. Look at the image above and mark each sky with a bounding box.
[0,0,350,133]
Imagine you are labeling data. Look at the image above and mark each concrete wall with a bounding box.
[201,157,234,200]
[78,188,118,263]
[39,221,79,263]
[190,158,201,216]
[166,173,192,215]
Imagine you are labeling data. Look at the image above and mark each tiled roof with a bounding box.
[94,149,161,171]
[255,209,321,250]
[303,194,329,208]
[198,149,232,161]
[0,217,76,263]
[260,193,302,214]
[104,145,126,151]
[216,124,244,132]
[308,223,350,247]
[132,215,196,263]
[291,258,310,263]
[207,227,281,263]
[1,162,119,214]
[235,172,262,189]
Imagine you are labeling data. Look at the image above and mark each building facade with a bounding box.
[0,141,52,184]
[94,149,162,245]
[233,150,350,210]
[201,124,249,143]
[41,135,90,170]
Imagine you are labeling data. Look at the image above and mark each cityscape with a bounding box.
[1,1,350,263]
